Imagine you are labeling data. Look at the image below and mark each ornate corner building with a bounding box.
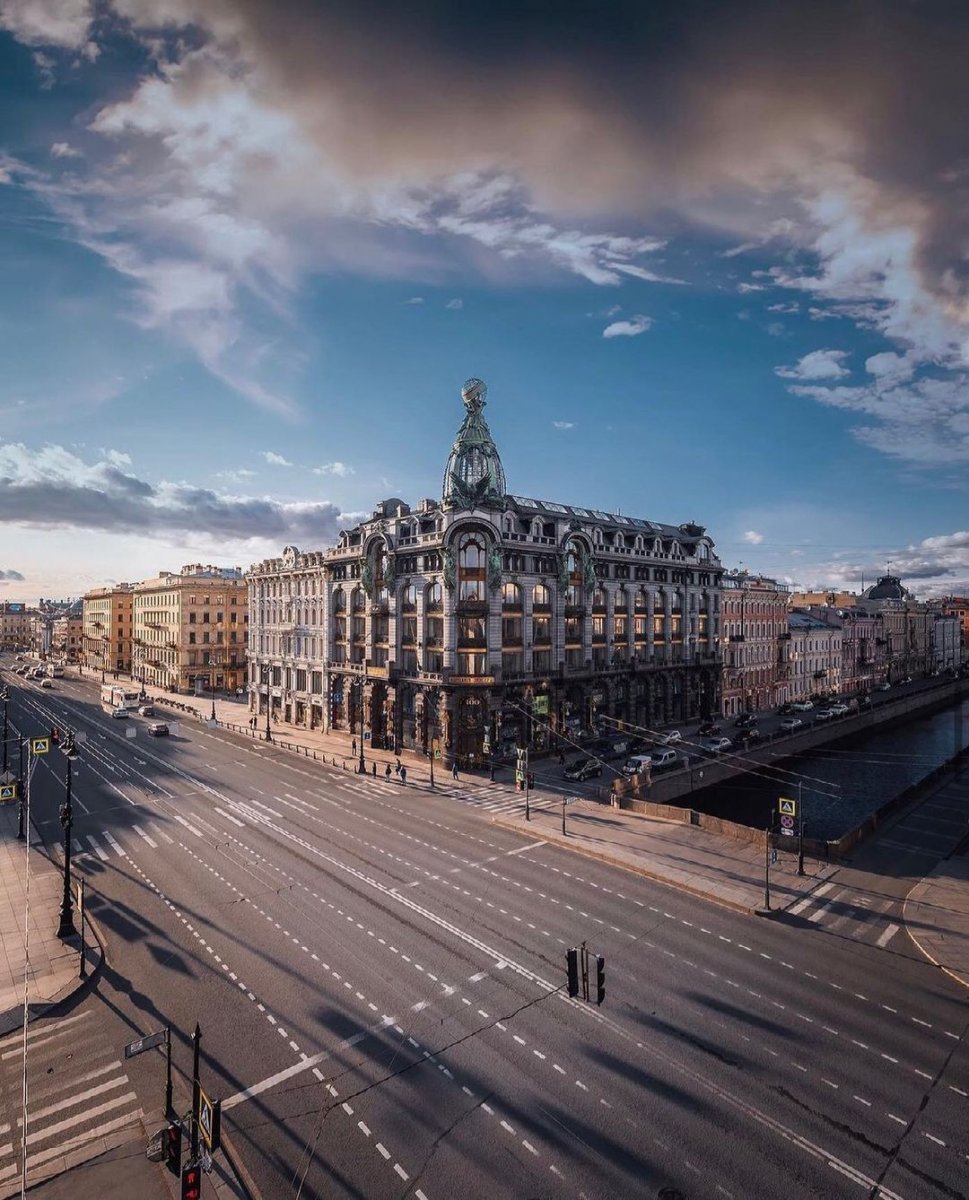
[246,379,724,764]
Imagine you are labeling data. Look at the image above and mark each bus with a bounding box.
[101,684,140,712]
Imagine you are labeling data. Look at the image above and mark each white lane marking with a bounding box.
[133,824,157,848]
[808,900,837,924]
[25,1091,138,1145]
[151,823,175,844]
[171,813,203,837]
[103,830,125,857]
[214,807,246,828]
[876,923,900,948]
[505,841,547,857]
[87,835,109,861]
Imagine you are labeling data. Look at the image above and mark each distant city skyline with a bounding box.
[1,1,967,603]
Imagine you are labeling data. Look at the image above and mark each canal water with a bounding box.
[689,696,969,841]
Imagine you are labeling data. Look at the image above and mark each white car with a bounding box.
[703,737,732,755]
[40,678,53,689]
[111,707,129,719]
[828,703,850,715]
[790,701,814,712]
[656,731,682,746]
[779,717,803,732]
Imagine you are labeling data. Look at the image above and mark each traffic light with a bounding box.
[566,948,579,998]
[595,955,605,1006]
[181,1161,202,1200]
[165,1122,182,1177]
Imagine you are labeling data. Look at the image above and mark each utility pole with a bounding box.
[1,685,8,775]
[763,820,772,912]
[17,735,25,840]
[357,673,366,775]
[264,676,272,744]
[797,782,805,876]
[191,1023,201,1161]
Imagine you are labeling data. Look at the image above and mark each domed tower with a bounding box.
[441,378,507,510]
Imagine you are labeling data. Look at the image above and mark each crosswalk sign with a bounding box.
[778,796,797,817]
[30,737,50,756]
[0,783,18,801]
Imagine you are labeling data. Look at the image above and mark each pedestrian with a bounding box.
[558,752,565,766]
[395,757,402,777]
[352,738,357,755]
[399,765,407,785]
[452,761,459,781]
[385,762,392,781]
[372,761,377,778]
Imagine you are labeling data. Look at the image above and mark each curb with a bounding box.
[902,877,969,993]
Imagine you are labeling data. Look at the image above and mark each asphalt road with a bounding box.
[4,669,969,1200]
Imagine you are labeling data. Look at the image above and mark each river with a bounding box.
[689,696,969,841]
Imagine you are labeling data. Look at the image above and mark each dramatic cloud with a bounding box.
[0,569,26,581]
[800,530,969,599]
[312,462,354,477]
[775,349,850,381]
[603,315,652,339]
[0,0,94,49]
[0,441,344,543]
[742,530,764,545]
[261,451,293,467]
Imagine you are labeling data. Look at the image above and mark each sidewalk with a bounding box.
[0,801,92,1037]
[904,851,969,991]
[492,798,835,914]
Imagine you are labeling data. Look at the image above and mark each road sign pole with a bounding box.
[77,879,86,977]
[166,1026,173,1119]
[562,798,567,837]
[763,821,771,912]
[797,782,805,876]
[524,747,530,822]
[191,1023,201,1161]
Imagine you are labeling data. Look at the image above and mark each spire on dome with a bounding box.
[442,378,507,510]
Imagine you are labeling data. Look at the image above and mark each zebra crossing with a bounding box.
[0,1010,144,1195]
[335,772,561,818]
[786,881,903,947]
[70,820,174,864]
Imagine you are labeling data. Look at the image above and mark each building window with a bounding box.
[458,536,487,603]
[532,583,551,610]
[457,651,487,676]
[533,648,552,673]
[458,616,487,647]
[532,615,551,644]
[502,651,523,676]
[502,581,522,609]
[502,616,523,645]
[426,582,443,611]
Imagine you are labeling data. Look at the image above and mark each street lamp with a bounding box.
[56,731,79,939]
[210,653,218,722]
[357,674,366,774]
[17,734,25,841]
[1,685,8,776]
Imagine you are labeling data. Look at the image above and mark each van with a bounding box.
[648,748,679,770]
[622,755,653,777]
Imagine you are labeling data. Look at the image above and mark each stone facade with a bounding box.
[82,585,133,674]
[0,603,31,651]
[247,379,724,763]
[786,611,843,699]
[720,573,791,715]
[132,565,248,695]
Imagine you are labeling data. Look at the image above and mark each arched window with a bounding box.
[592,586,607,611]
[401,584,417,611]
[635,588,648,612]
[458,535,487,602]
[502,581,522,608]
[615,586,629,612]
[351,588,365,612]
[426,581,443,611]
[533,582,551,610]
[333,588,346,613]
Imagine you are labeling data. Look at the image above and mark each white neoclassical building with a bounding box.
[247,379,724,765]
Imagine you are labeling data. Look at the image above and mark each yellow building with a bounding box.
[789,590,857,609]
[132,564,247,696]
[82,585,134,674]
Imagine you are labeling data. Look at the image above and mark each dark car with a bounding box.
[734,713,758,728]
[736,727,764,745]
[147,722,170,737]
[138,703,155,717]
[564,757,602,781]
[857,695,872,708]
[777,703,795,716]
[698,722,721,737]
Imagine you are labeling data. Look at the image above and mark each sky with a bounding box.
[0,0,968,604]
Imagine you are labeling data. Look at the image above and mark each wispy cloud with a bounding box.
[602,315,652,339]
[445,297,463,310]
[50,141,82,159]
[404,296,424,304]
[261,451,293,467]
[552,421,575,430]
[312,461,354,477]
[742,530,764,544]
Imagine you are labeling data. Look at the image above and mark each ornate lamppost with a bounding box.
[56,731,79,939]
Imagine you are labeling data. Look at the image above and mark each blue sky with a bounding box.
[1,0,967,604]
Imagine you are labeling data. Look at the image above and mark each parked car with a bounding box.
[734,713,758,728]
[736,727,764,745]
[875,682,892,692]
[814,709,834,722]
[655,730,682,746]
[703,737,732,755]
[779,717,803,732]
[147,722,170,737]
[697,722,721,737]
[602,738,633,759]
[40,678,53,689]
[857,695,872,707]
[777,703,794,716]
[791,700,814,712]
[649,748,680,769]
[138,704,155,717]
[564,757,602,781]
[111,707,129,719]
[829,703,850,715]
[622,755,654,777]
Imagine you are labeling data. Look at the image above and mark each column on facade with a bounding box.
[523,583,534,675]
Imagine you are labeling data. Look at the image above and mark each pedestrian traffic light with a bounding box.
[566,947,579,998]
[181,1161,202,1200]
[165,1121,181,1177]
[595,955,605,1005]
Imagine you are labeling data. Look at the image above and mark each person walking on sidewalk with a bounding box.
[385,762,392,781]
[399,765,407,785]
[452,761,459,781]
[395,757,402,777]
[352,738,357,756]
